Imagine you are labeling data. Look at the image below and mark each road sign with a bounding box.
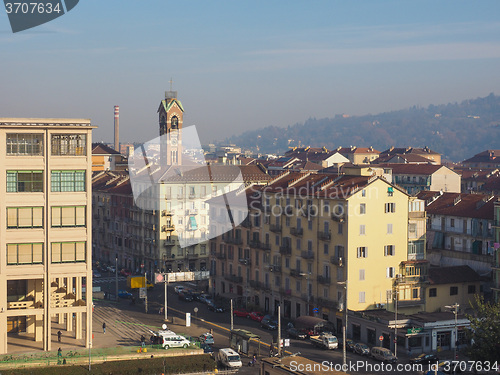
[313,308,319,314]
[379,335,384,341]
[407,327,423,334]
[139,287,146,299]
[155,273,164,283]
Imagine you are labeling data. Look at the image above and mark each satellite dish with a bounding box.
[162,324,167,330]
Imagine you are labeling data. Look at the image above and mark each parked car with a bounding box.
[118,290,133,299]
[107,265,116,273]
[354,343,370,356]
[178,290,194,302]
[120,269,132,276]
[286,327,307,340]
[200,343,214,356]
[345,338,356,352]
[92,270,102,278]
[207,301,225,313]
[233,309,249,318]
[370,347,397,363]
[260,315,278,330]
[249,311,265,322]
[199,333,215,345]
[410,353,439,365]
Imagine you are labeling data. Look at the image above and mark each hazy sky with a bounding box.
[1,0,500,145]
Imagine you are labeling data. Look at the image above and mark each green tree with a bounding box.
[464,295,500,362]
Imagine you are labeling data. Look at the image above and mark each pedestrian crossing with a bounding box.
[92,276,126,284]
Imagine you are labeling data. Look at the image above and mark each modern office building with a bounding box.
[0,118,94,354]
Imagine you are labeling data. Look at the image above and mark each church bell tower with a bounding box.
[158,87,184,165]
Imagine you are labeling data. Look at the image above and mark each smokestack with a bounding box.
[114,105,119,153]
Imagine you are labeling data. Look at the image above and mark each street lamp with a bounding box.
[115,255,118,301]
[445,303,459,362]
[337,280,347,370]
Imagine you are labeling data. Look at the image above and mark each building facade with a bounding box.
[0,118,94,354]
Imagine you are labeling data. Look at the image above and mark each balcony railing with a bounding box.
[162,224,175,232]
[317,275,331,285]
[301,251,314,259]
[239,258,251,266]
[226,237,243,245]
[269,265,281,273]
[164,239,176,246]
[290,227,303,237]
[316,297,338,309]
[331,212,345,222]
[270,224,282,233]
[279,245,292,255]
[162,210,173,216]
[224,275,243,283]
[318,230,331,241]
[241,219,252,228]
[290,269,303,278]
[186,209,198,215]
[249,240,262,249]
[215,252,226,260]
[330,256,343,266]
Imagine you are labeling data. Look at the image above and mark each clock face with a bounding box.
[171,135,178,146]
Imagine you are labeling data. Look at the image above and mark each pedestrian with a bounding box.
[57,330,62,342]
[102,322,106,334]
[141,334,146,348]
[57,347,62,364]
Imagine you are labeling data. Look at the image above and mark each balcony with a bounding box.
[162,210,173,216]
[269,265,281,273]
[186,252,199,259]
[290,269,303,278]
[301,251,314,260]
[239,258,252,266]
[162,224,175,232]
[186,209,198,215]
[318,230,331,241]
[317,275,331,285]
[249,240,262,249]
[330,256,343,266]
[226,237,243,245]
[316,298,337,309]
[241,219,252,228]
[290,227,303,237]
[261,242,271,251]
[215,252,226,260]
[249,280,264,290]
[270,224,282,233]
[279,245,292,256]
[285,206,293,215]
[164,239,176,247]
[224,275,243,283]
[331,212,345,222]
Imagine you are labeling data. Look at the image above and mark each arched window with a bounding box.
[171,116,179,129]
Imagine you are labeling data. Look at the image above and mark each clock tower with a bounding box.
[158,89,184,165]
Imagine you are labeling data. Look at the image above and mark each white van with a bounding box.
[157,330,191,349]
[217,348,242,368]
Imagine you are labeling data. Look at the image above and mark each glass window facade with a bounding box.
[51,170,85,192]
[51,134,87,156]
[6,171,43,192]
[6,134,43,156]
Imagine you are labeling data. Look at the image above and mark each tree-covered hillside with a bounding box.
[226,93,500,162]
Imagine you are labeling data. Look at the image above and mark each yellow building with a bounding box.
[210,170,410,330]
[0,118,94,354]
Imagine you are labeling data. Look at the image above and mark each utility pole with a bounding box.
[144,271,148,314]
[445,303,459,373]
[277,304,281,357]
[164,276,168,321]
[115,255,118,301]
[230,299,234,331]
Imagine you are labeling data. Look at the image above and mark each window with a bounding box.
[51,134,87,156]
[296,280,301,292]
[360,203,366,215]
[387,223,393,234]
[412,288,419,299]
[385,203,395,213]
[386,267,395,278]
[6,133,43,155]
[359,225,366,235]
[323,244,329,255]
[450,218,455,228]
[7,171,43,192]
[7,243,43,265]
[357,247,367,258]
[362,189,366,197]
[51,206,86,227]
[468,285,476,294]
[359,269,365,281]
[429,288,437,297]
[450,286,458,296]
[51,170,85,192]
[359,291,365,303]
[338,223,343,234]
[7,207,43,228]
[384,245,394,256]
[51,242,86,263]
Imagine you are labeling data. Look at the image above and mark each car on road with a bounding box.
[92,270,102,278]
[118,290,133,299]
[178,290,194,302]
[354,343,370,356]
[207,301,225,312]
[199,333,214,345]
[249,311,265,322]
[260,315,278,330]
[409,353,439,365]
[233,309,249,318]
[198,294,213,304]
[107,266,116,273]
[341,338,356,352]
[174,285,185,294]
[286,327,307,340]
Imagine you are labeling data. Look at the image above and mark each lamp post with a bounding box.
[115,255,118,301]
[337,281,347,370]
[300,272,311,315]
[445,303,459,363]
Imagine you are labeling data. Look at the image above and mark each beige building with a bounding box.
[0,118,94,354]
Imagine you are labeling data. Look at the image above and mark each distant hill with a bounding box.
[225,93,500,162]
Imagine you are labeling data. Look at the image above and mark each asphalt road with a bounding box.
[93,274,431,375]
